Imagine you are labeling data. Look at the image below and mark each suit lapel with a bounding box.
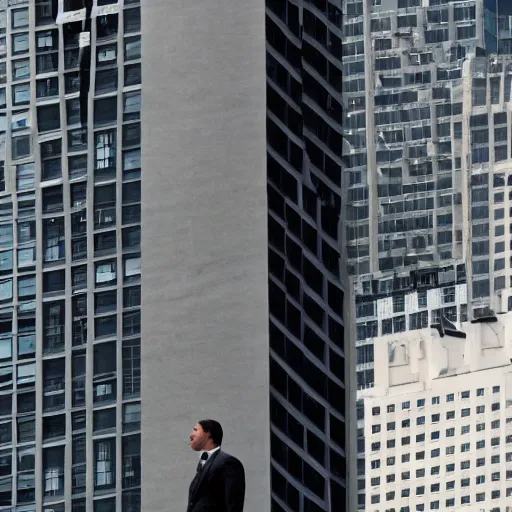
[190,450,221,500]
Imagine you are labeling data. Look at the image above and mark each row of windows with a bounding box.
[0,336,140,397]
[357,287,457,319]
[372,387,501,415]
[371,488,512,506]
[0,398,140,440]
[371,433,510,453]
[370,452,510,471]
[11,4,140,31]
[9,91,141,166]
[356,304,467,341]
[372,407,503,433]
[0,434,140,506]
[371,469,510,487]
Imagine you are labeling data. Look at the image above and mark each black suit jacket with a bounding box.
[187,449,245,512]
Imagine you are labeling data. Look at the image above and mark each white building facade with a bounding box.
[363,314,512,512]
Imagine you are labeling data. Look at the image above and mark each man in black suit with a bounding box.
[187,419,245,512]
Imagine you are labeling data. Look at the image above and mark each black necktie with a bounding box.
[196,452,209,473]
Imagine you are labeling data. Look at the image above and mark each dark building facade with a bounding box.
[266,1,355,510]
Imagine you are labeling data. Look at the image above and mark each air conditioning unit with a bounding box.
[493,288,511,314]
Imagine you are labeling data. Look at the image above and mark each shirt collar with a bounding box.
[199,446,220,460]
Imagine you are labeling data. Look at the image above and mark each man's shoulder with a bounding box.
[215,450,244,468]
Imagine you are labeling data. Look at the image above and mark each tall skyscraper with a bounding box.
[343,0,512,508]
[266,1,356,511]
[0,1,143,511]
[141,0,355,511]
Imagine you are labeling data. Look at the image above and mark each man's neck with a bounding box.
[203,444,219,453]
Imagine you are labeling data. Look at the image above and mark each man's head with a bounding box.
[189,419,223,452]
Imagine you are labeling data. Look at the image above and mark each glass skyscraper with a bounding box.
[266,1,355,511]
[0,1,142,511]
[344,0,512,508]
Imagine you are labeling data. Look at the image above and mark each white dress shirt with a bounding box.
[199,446,220,467]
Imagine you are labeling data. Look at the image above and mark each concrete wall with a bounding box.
[140,1,269,511]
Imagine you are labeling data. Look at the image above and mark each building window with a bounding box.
[12,83,29,105]
[443,287,455,303]
[12,9,29,29]
[37,104,61,132]
[94,439,116,491]
[95,131,116,171]
[12,33,29,54]
[122,339,140,399]
[124,37,141,61]
[12,135,30,160]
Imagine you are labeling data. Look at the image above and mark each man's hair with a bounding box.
[198,419,223,446]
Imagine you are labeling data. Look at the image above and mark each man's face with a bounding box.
[189,423,210,451]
